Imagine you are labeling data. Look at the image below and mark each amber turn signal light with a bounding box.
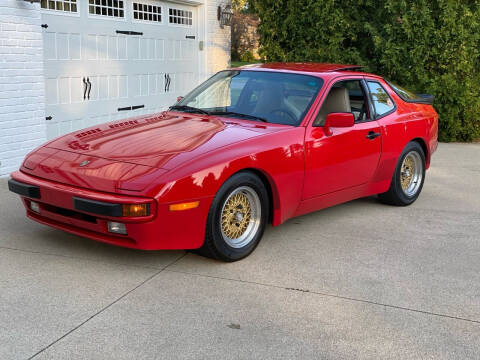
[122,204,150,217]
[169,201,200,211]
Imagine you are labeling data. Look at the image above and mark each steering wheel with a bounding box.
[269,108,297,124]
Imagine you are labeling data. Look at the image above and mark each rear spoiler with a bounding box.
[415,94,435,105]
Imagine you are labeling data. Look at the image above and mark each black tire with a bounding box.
[378,141,426,206]
[196,171,269,262]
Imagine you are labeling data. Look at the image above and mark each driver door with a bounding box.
[303,77,382,199]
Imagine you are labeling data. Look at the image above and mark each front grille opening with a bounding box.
[41,203,97,223]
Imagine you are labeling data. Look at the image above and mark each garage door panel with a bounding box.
[45,76,85,105]
[43,31,82,61]
[156,39,165,59]
[43,0,199,139]
[70,76,84,103]
[127,37,139,60]
[44,102,87,139]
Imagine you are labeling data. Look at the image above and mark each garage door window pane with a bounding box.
[41,0,78,13]
[367,81,395,117]
[133,2,162,23]
[169,8,192,26]
[89,0,124,17]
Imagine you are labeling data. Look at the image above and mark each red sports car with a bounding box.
[8,63,438,261]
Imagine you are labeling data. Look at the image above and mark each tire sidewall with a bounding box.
[392,142,426,205]
[207,172,268,261]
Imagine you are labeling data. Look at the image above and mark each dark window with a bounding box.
[387,82,417,101]
[89,0,124,17]
[133,2,162,23]
[41,0,77,13]
[168,8,192,26]
[386,81,433,104]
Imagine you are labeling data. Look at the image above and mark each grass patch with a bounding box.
[230,61,259,68]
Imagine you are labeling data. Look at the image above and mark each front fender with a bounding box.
[152,127,306,226]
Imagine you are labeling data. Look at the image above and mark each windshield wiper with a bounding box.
[169,105,210,115]
[210,111,268,123]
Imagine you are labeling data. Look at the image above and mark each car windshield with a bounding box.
[175,70,324,126]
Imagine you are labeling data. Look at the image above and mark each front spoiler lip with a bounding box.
[27,210,139,249]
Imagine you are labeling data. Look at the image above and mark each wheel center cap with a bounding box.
[235,212,244,222]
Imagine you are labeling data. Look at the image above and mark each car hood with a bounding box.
[21,146,167,193]
[23,112,285,193]
[45,112,271,169]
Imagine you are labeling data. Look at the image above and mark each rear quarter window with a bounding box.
[367,81,395,117]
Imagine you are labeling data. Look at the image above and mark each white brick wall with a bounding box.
[205,0,231,77]
[0,1,46,177]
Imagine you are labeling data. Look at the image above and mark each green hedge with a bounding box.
[250,0,480,141]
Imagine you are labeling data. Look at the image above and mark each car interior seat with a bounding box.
[253,81,284,115]
[315,87,351,126]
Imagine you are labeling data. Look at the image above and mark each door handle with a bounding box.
[83,77,87,100]
[86,77,92,100]
[366,131,381,140]
[116,30,143,36]
[165,74,171,92]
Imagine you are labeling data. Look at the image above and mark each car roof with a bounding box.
[231,62,382,79]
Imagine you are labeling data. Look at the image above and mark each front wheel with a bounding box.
[197,172,269,261]
[378,141,426,206]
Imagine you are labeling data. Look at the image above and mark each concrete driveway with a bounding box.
[1,143,479,360]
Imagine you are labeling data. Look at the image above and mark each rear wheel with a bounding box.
[197,172,269,261]
[379,141,426,206]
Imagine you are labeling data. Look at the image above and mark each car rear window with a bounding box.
[387,82,418,101]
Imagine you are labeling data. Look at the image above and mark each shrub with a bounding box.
[240,50,256,62]
[250,0,480,141]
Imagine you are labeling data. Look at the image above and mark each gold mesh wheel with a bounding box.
[220,186,261,248]
[400,151,423,197]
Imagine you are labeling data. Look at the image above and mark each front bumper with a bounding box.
[9,171,211,250]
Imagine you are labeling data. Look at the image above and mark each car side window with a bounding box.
[367,81,395,118]
[314,79,369,126]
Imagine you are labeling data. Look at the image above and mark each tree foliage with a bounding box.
[232,0,248,12]
[231,12,260,61]
[250,0,480,141]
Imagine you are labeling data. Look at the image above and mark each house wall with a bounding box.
[0,1,46,177]
[205,0,231,78]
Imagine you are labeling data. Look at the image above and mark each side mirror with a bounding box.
[176,96,184,103]
[324,112,354,136]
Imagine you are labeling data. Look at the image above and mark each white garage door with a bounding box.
[41,0,199,139]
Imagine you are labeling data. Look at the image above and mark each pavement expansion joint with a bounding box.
[165,269,480,325]
[27,252,187,360]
